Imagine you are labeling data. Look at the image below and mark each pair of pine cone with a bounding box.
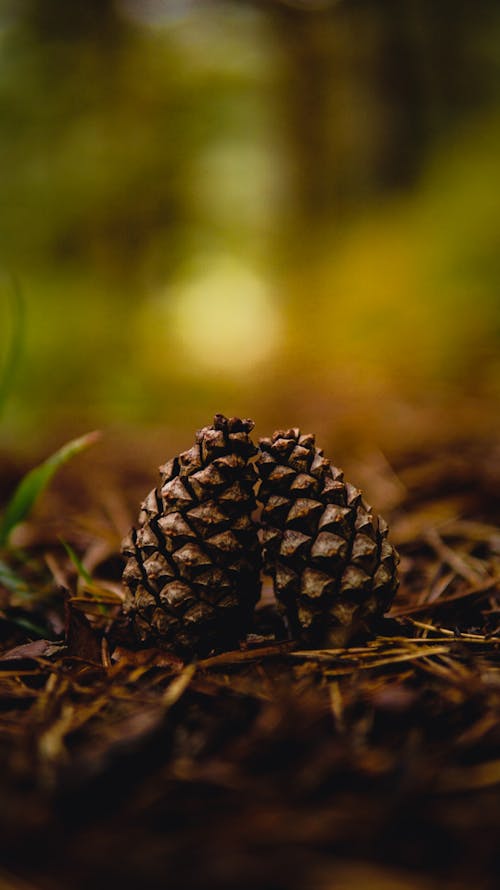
[122,415,399,657]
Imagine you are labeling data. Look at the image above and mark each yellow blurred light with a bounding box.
[169,256,282,374]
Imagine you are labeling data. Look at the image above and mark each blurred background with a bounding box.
[1,0,500,461]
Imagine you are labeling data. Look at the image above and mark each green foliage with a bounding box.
[0,430,100,548]
[2,613,50,638]
[0,556,56,637]
[0,557,29,596]
[1,3,500,431]
[60,538,93,586]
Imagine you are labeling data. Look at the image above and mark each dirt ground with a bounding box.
[0,420,499,890]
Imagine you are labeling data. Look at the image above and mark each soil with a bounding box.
[0,430,499,890]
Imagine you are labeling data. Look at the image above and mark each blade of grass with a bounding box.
[0,431,101,548]
[0,611,51,638]
[60,538,112,615]
[0,557,29,595]
[60,539,93,586]
[0,557,60,605]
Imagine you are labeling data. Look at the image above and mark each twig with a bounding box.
[389,578,499,616]
[198,641,296,668]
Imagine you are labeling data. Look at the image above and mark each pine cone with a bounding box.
[257,428,399,646]
[122,415,261,656]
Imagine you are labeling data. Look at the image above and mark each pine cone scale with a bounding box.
[257,428,399,646]
[122,416,261,656]
[122,416,399,655]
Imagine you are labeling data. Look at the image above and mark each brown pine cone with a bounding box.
[257,428,399,647]
[122,415,261,656]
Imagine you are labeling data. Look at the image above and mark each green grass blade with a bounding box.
[0,275,25,418]
[0,557,29,595]
[60,539,115,615]
[1,614,50,639]
[60,539,94,585]
[0,430,101,548]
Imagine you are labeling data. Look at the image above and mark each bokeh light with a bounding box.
[166,254,282,374]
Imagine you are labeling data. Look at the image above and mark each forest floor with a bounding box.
[0,421,499,890]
